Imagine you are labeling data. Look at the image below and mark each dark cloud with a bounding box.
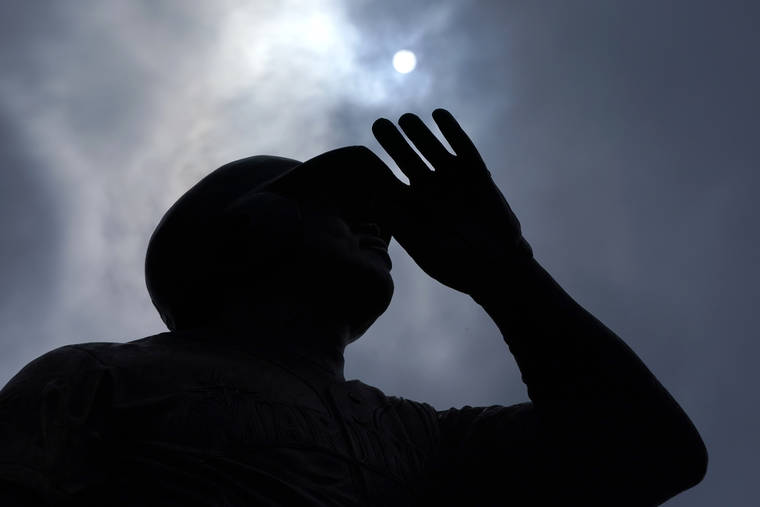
[0,107,64,377]
[343,2,760,504]
[0,1,757,504]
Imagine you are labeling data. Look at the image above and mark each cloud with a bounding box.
[0,0,390,380]
[1,3,759,503]
[0,0,494,402]
[0,105,65,378]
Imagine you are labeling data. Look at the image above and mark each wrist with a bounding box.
[468,248,538,307]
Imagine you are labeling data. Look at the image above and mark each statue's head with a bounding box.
[145,146,399,345]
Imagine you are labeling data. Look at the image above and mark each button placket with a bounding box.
[326,383,370,499]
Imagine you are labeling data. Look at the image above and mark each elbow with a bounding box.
[629,394,709,498]
[673,429,708,491]
[602,411,709,504]
[604,436,708,506]
[663,411,709,492]
[639,420,709,504]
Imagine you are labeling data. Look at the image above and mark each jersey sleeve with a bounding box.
[0,345,115,504]
[435,401,579,505]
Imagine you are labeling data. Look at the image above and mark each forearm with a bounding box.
[473,257,664,405]
[472,256,707,501]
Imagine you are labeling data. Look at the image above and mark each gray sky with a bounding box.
[1,0,757,504]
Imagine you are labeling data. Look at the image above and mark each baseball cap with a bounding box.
[145,145,398,330]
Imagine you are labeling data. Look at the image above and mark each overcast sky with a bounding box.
[1,0,758,504]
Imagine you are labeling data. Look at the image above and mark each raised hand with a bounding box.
[372,108,533,296]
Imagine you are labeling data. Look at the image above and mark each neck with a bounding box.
[198,297,350,381]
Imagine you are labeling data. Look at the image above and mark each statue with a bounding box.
[0,109,707,505]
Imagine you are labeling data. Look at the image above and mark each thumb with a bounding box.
[376,183,413,244]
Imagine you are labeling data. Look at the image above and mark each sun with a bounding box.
[392,50,417,74]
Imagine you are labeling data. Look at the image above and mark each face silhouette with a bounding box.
[222,188,394,344]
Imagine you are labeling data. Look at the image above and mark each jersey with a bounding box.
[0,332,545,506]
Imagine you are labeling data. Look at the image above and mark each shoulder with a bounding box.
[0,341,134,502]
[0,333,188,420]
[0,338,144,432]
[346,379,439,418]
[344,380,441,444]
[0,344,104,402]
[0,334,170,396]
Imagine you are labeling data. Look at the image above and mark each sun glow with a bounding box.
[392,50,417,74]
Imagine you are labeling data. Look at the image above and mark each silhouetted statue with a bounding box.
[0,109,706,506]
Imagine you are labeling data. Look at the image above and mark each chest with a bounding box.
[109,372,438,496]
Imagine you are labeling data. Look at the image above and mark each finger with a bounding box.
[398,113,454,173]
[372,118,432,185]
[431,108,481,161]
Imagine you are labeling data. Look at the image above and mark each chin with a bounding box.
[347,270,394,341]
[325,259,395,344]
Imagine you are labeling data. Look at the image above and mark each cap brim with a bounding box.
[265,145,397,195]
[258,145,400,240]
